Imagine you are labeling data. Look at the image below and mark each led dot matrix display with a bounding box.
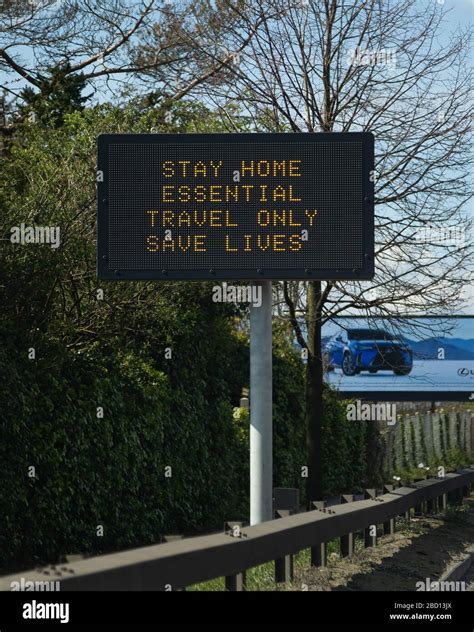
[97,133,374,280]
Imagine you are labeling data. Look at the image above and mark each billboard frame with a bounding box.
[325,314,474,402]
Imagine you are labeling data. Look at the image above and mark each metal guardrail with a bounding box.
[1,468,473,591]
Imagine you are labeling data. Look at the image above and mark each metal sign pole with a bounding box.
[250,280,273,525]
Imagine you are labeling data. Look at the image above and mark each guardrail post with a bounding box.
[413,502,423,516]
[364,489,378,548]
[413,496,423,516]
[273,489,299,584]
[458,480,467,503]
[439,492,448,511]
[162,535,186,591]
[447,488,462,506]
[224,522,246,591]
[382,485,395,534]
[413,478,424,516]
[274,510,294,583]
[395,480,411,520]
[340,495,354,557]
[225,571,246,592]
[310,501,327,567]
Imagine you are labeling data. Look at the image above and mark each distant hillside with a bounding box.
[445,338,474,351]
[402,337,474,360]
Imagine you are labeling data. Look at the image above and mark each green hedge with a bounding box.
[0,327,248,572]
[0,318,383,573]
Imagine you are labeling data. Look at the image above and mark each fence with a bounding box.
[383,410,473,472]
[1,467,473,591]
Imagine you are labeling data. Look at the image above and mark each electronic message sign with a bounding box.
[97,133,374,280]
[323,315,474,401]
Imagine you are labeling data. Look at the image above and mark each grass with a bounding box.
[390,451,472,486]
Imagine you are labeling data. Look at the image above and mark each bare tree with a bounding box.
[204,0,472,503]
[0,0,263,104]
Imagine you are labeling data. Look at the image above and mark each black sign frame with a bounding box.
[97,132,374,280]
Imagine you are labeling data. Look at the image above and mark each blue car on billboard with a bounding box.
[323,328,413,376]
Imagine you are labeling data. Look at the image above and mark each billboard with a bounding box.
[97,133,374,280]
[322,316,474,401]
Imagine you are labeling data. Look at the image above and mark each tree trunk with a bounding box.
[305,280,323,505]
